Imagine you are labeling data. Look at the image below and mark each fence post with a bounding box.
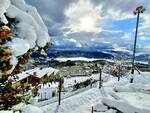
[99,69,102,89]
[92,106,94,113]
[44,92,47,100]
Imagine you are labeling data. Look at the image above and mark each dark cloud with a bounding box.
[26,0,77,35]
[26,0,75,22]
[103,0,139,11]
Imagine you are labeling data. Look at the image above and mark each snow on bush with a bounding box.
[6,2,49,48]
[0,0,50,73]
[22,104,44,113]
[102,98,150,113]
[0,102,44,113]
[5,38,30,56]
[114,83,150,93]
[0,0,50,111]
[94,103,108,112]
[10,0,48,32]
[16,22,37,48]
[9,55,18,73]
[11,103,44,113]
[0,0,10,24]
[1,0,49,49]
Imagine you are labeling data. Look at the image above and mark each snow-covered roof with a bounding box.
[14,67,59,81]
[32,67,59,78]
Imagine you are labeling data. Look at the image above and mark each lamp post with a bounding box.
[131,6,145,75]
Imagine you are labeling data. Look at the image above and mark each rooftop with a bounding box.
[12,67,59,81]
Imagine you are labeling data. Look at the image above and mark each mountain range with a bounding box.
[32,47,150,62]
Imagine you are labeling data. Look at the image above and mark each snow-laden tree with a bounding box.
[103,59,129,81]
[0,0,51,109]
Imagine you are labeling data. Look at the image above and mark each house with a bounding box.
[59,65,92,77]
[12,67,60,89]
[37,83,59,101]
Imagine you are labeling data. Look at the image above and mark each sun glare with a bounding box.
[78,16,96,32]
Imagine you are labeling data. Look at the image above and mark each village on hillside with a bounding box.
[0,0,150,113]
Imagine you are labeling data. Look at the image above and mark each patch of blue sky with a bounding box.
[104,18,144,33]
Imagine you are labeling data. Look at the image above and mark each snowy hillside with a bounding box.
[2,71,149,113]
[37,72,150,113]
[1,0,150,113]
[0,0,49,73]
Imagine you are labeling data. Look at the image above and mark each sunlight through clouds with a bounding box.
[64,0,102,33]
[26,0,150,54]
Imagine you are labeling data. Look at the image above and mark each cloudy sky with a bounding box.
[26,0,150,53]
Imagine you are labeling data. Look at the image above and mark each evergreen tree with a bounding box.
[0,22,16,109]
[0,19,31,109]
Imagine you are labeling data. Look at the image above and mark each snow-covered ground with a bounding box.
[41,88,102,113]
[35,71,150,113]
[40,71,150,113]
[1,71,150,113]
[3,0,150,113]
[55,57,99,62]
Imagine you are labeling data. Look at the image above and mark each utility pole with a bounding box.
[118,64,121,81]
[99,68,102,89]
[131,6,145,77]
[58,78,62,105]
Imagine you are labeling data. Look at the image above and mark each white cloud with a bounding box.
[144,45,150,49]
[121,33,132,41]
[139,13,150,35]
[139,36,150,40]
[143,45,150,53]
[65,38,82,48]
[27,0,150,54]
[54,40,60,46]
[112,43,131,53]
[90,37,111,44]
[64,0,102,33]
[100,0,142,20]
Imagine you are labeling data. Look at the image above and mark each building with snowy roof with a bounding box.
[12,67,61,88]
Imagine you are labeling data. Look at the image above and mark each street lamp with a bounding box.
[131,6,145,75]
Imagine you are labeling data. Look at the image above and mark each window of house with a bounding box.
[21,78,27,83]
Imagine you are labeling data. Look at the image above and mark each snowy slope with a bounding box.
[1,71,150,113]
[41,88,102,113]
[40,72,150,113]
